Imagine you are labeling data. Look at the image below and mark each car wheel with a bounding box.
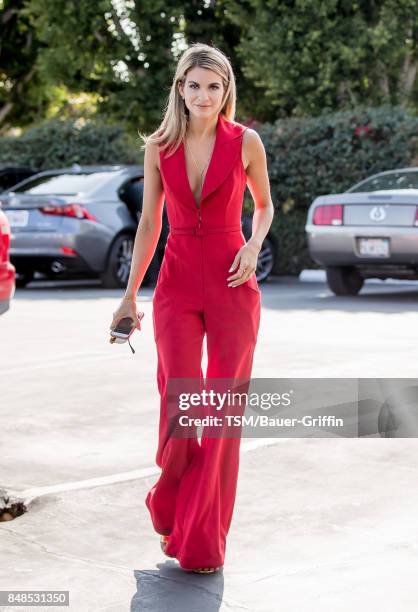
[256,238,275,282]
[101,234,134,289]
[325,266,364,296]
[15,270,34,288]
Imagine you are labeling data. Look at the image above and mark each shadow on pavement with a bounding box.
[132,561,224,612]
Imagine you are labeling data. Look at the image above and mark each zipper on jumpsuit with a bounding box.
[196,204,204,298]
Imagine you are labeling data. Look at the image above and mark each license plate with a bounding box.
[358,238,390,257]
[5,210,29,227]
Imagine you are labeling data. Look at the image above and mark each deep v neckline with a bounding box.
[181,115,220,209]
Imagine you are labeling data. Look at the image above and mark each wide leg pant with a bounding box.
[145,232,261,570]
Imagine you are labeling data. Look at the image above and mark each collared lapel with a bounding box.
[200,114,244,204]
[162,113,244,209]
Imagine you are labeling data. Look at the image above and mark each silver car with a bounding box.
[0,164,167,288]
[305,167,418,295]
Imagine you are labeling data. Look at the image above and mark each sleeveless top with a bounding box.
[158,113,248,232]
[154,113,261,298]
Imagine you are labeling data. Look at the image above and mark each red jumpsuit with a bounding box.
[145,112,261,570]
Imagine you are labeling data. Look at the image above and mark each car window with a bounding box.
[0,174,14,192]
[0,171,34,192]
[10,172,116,195]
[349,171,418,192]
[119,177,143,219]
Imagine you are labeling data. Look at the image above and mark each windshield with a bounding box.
[349,171,418,193]
[10,172,115,195]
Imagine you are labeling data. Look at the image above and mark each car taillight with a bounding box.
[0,218,10,262]
[39,203,97,221]
[313,204,343,225]
[61,246,77,255]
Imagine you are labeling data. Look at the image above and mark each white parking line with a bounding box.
[7,438,288,506]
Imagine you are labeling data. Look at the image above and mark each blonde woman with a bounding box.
[110,42,274,573]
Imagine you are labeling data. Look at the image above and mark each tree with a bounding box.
[225,0,418,119]
[25,0,186,132]
[3,0,418,133]
[0,0,50,133]
[15,0,255,131]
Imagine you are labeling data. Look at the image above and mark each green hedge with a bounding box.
[270,211,317,275]
[0,118,141,170]
[246,105,418,274]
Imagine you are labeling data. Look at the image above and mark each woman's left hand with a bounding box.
[227,242,260,287]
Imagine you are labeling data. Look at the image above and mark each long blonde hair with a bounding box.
[139,43,236,158]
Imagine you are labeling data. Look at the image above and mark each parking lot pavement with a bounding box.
[2,438,418,611]
[1,274,418,611]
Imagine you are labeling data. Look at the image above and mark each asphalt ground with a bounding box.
[1,273,418,611]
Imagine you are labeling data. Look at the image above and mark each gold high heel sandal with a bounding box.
[161,535,221,572]
[160,535,175,558]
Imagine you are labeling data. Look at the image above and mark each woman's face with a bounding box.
[179,67,224,119]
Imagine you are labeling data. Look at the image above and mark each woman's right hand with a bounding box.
[109,297,144,333]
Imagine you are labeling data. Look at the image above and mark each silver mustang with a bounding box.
[305,167,418,295]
